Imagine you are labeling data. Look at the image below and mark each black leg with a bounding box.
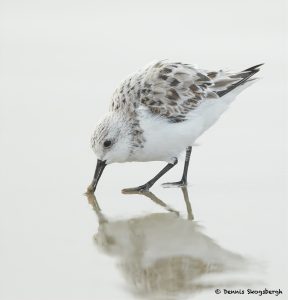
[162,146,192,188]
[122,158,178,193]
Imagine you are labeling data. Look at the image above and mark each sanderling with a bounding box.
[87,60,262,193]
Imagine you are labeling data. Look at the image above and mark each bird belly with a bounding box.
[130,100,230,162]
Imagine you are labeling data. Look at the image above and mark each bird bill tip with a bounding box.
[87,159,107,194]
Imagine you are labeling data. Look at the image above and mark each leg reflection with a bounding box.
[86,186,193,221]
[122,187,194,219]
[181,187,194,220]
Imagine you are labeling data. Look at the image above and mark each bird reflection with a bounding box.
[86,188,248,299]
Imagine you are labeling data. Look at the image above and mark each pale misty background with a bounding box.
[0,0,287,300]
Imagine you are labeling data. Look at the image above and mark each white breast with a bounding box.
[128,99,229,163]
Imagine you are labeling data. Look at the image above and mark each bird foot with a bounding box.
[122,184,151,194]
[161,180,187,188]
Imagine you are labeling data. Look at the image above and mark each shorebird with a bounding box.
[88,60,262,193]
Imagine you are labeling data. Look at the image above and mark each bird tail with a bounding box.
[216,64,264,98]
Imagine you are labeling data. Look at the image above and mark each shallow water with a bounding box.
[0,131,286,300]
[86,189,255,299]
[0,1,287,299]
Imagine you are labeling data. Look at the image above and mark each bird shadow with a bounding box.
[85,188,258,299]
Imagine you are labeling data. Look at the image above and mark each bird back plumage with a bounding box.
[110,60,263,123]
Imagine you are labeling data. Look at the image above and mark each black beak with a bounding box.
[88,159,106,193]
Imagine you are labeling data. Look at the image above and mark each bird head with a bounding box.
[88,112,132,192]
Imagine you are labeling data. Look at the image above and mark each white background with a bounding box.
[0,0,287,299]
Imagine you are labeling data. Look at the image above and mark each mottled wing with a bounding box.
[136,61,220,122]
[110,61,261,122]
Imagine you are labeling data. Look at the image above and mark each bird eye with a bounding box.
[103,140,112,148]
